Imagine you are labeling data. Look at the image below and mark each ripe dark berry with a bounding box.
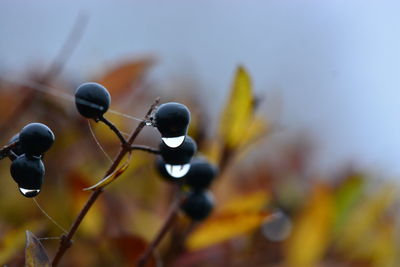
[184,157,218,189]
[154,102,190,139]
[75,82,111,119]
[8,133,24,156]
[181,190,214,221]
[159,136,197,165]
[10,154,45,195]
[19,123,55,156]
[155,156,185,183]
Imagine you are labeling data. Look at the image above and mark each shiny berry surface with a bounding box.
[159,136,196,165]
[75,82,111,119]
[10,154,45,190]
[19,123,55,156]
[184,157,218,189]
[154,102,190,138]
[181,190,214,221]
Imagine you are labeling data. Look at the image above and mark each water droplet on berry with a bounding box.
[162,136,185,148]
[165,163,190,178]
[19,188,41,198]
[145,120,152,126]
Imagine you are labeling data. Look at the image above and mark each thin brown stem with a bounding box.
[0,141,17,160]
[52,98,160,267]
[129,145,159,154]
[98,116,128,145]
[0,13,87,139]
[137,194,184,267]
[42,13,89,80]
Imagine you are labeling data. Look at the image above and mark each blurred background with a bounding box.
[1,1,400,266]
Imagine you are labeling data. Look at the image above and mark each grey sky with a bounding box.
[1,1,400,176]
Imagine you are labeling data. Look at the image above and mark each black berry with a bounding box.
[8,133,24,156]
[19,123,55,156]
[184,157,218,190]
[10,154,45,192]
[159,136,196,165]
[154,102,190,138]
[75,82,111,119]
[181,190,214,221]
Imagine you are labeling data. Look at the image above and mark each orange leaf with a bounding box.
[110,234,153,264]
[187,211,274,251]
[186,191,272,250]
[97,58,155,99]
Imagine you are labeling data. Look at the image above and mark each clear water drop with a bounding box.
[19,188,41,198]
[161,136,185,148]
[165,163,191,178]
[261,211,292,242]
[145,120,152,126]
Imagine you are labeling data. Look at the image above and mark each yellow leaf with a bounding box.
[238,116,268,147]
[186,191,272,250]
[218,190,270,213]
[84,153,131,191]
[201,140,221,166]
[187,211,274,251]
[332,175,365,237]
[219,66,255,149]
[336,185,397,257]
[97,58,155,99]
[285,184,334,267]
[25,231,51,267]
[371,223,397,267]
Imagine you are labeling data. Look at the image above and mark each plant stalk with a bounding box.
[52,98,159,267]
[137,194,184,267]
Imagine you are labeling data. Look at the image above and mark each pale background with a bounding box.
[1,0,400,177]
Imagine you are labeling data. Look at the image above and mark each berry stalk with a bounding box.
[0,141,18,160]
[98,116,128,145]
[137,193,185,267]
[52,98,160,267]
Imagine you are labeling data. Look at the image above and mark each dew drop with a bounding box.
[161,136,185,148]
[165,163,191,178]
[261,211,292,242]
[145,120,152,126]
[19,188,41,198]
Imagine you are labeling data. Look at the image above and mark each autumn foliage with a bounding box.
[0,59,398,267]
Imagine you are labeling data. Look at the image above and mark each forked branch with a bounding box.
[52,98,160,267]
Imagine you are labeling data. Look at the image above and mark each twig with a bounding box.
[137,194,184,267]
[52,98,160,267]
[42,13,89,80]
[98,116,128,145]
[129,145,159,154]
[0,13,87,139]
[0,141,17,160]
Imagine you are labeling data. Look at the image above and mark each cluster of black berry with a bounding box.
[7,123,55,197]
[154,103,218,221]
[74,82,218,221]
